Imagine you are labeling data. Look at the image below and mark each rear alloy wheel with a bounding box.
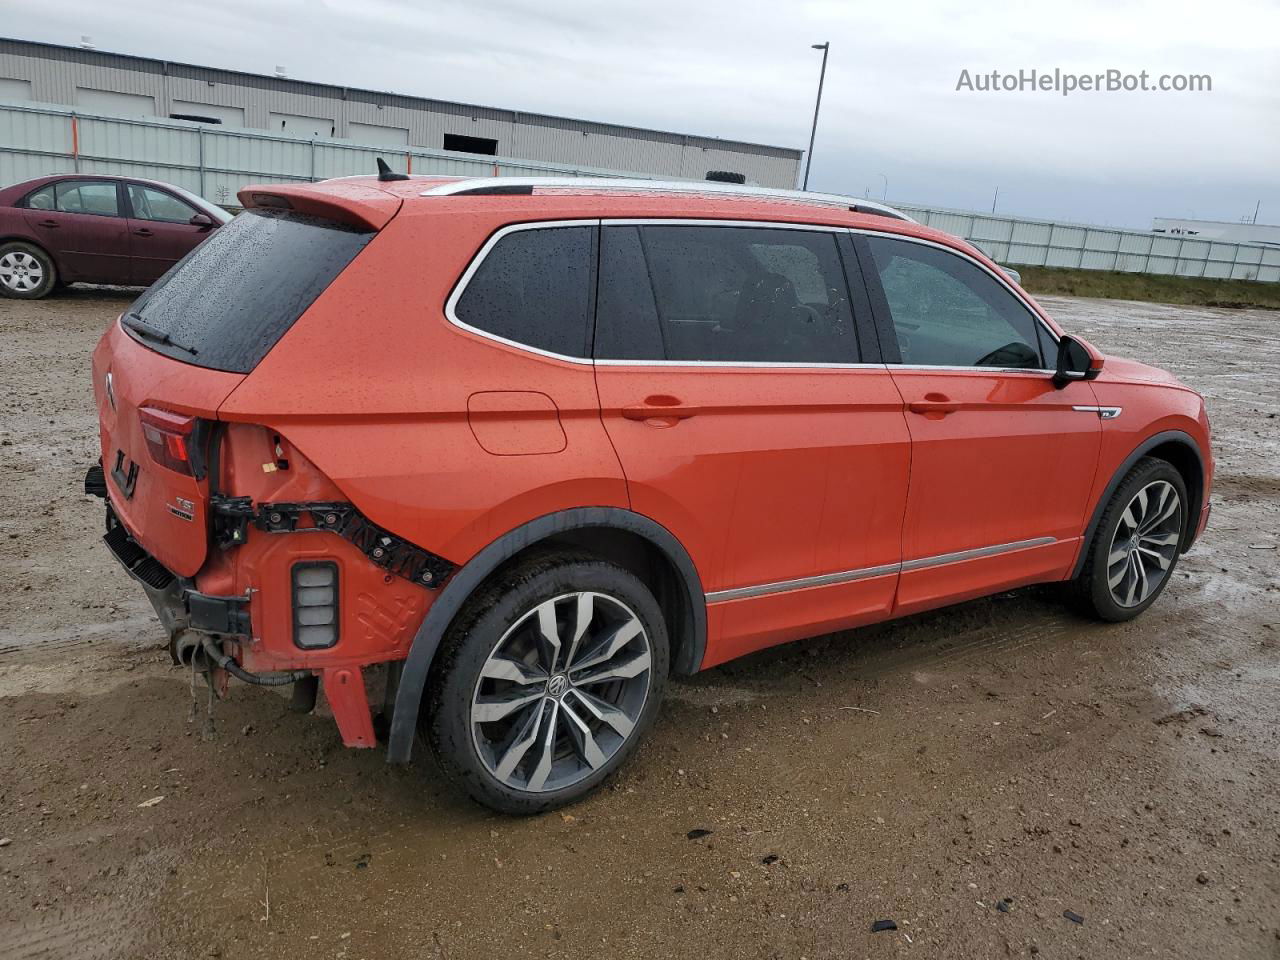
[1070,457,1188,621]
[0,242,57,299]
[427,554,668,813]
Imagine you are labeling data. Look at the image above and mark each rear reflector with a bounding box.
[292,562,339,649]
[139,406,197,476]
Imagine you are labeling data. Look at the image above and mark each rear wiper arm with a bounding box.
[122,312,198,357]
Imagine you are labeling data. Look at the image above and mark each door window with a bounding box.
[452,226,595,359]
[865,236,1047,369]
[127,184,198,224]
[52,181,121,217]
[595,225,858,364]
[23,184,56,210]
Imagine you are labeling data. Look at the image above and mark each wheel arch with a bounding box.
[386,507,707,764]
[0,234,53,258]
[1071,429,1206,578]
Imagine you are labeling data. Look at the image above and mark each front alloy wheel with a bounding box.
[428,554,668,813]
[1106,479,1182,608]
[1071,455,1188,622]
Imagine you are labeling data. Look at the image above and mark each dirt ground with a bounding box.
[1,288,1277,960]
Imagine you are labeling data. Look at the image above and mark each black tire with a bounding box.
[425,552,669,814]
[1069,456,1188,622]
[0,241,58,299]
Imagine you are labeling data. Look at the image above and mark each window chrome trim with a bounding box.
[443,218,600,365]
[594,359,887,369]
[893,364,1056,375]
[705,536,1058,604]
[443,217,1063,373]
[848,226,1063,357]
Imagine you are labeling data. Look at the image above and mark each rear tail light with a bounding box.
[293,562,339,649]
[139,406,197,475]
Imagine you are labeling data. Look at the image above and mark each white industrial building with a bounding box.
[0,37,802,187]
[1152,217,1280,249]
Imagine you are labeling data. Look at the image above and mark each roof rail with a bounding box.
[419,177,916,223]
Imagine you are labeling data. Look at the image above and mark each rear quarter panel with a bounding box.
[216,206,628,568]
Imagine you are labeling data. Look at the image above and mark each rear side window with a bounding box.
[125,208,373,373]
[25,180,121,217]
[452,226,595,359]
[596,225,859,364]
[866,236,1047,369]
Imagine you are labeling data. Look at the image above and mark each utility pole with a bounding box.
[802,42,829,191]
[992,186,999,213]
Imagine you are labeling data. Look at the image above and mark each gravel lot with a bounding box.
[1,289,1277,959]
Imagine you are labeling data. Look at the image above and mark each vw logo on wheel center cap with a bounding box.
[547,674,569,698]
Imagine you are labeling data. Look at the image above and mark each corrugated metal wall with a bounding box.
[0,39,801,187]
[896,203,1280,284]
[0,102,687,208]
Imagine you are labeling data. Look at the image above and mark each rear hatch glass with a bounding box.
[123,208,374,373]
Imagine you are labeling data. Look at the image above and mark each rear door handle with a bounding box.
[133,228,154,238]
[37,219,59,229]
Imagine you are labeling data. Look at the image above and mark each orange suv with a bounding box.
[87,175,1213,812]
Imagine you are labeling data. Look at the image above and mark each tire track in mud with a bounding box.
[7,906,147,960]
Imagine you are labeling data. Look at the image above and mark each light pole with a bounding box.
[802,42,829,191]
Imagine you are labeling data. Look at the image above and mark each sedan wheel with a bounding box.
[0,243,57,299]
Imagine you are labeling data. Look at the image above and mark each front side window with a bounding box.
[866,235,1046,369]
[453,226,595,358]
[596,225,858,364]
[128,183,198,224]
[54,180,120,217]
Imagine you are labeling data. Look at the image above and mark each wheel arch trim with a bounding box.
[386,507,707,764]
[1071,429,1205,579]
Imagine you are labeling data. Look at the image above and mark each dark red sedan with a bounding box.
[0,174,231,298]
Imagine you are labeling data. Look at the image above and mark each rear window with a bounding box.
[124,208,374,373]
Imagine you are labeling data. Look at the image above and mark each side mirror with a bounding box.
[1053,334,1104,388]
[189,213,214,228]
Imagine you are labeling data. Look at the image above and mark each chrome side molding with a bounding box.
[706,536,1059,604]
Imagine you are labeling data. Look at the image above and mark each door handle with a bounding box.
[133,228,154,237]
[907,393,960,416]
[37,219,59,228]
[621,396,699,423]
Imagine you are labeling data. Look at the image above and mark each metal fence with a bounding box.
[893,202,1280,284]
[2,100,1276,284]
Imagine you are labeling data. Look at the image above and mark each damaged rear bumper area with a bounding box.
[88,464,253,654]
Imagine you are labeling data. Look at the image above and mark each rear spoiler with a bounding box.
[237,181,402,231]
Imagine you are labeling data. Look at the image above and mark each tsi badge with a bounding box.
[167,496,195,522]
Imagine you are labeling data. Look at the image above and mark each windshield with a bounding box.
[124,208,374,373]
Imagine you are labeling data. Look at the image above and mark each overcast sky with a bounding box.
[16,0,1280,227]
